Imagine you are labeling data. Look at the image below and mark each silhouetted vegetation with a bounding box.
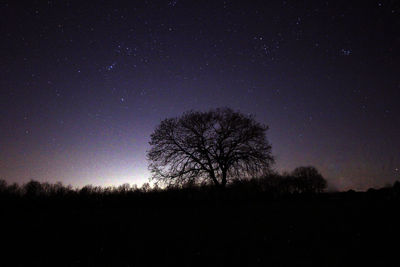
[0,101,394,266]
[147,108,274,187]
[0,97,392,266]
[0,167,328,200]
[1,171,400,266]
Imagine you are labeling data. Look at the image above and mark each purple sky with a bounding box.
[1,1,399,190]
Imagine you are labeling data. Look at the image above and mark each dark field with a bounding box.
[1,187,400,267]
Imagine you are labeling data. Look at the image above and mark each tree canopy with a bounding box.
[147,108,274,187]
[291,166,327,193]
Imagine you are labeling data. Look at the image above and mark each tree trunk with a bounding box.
[209,171,220,187]
[221,170,227,188]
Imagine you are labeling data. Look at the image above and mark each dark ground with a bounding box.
[1,187,399,267]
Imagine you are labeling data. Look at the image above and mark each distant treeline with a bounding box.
[1,173,400,266]
[1,171,400,202]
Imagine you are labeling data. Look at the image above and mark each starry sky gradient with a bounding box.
[1,0,399,190]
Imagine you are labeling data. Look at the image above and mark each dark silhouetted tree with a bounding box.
[141,183,151,192]
[291,166,327,193]
[147,107,274,187]
[24,180,43,198]
[0,179,7,193]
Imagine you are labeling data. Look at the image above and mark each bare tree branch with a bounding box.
[147,108,274,187]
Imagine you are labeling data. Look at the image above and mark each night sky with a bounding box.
[1,1,399,190]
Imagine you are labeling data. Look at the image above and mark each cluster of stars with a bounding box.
[0,0,398,190]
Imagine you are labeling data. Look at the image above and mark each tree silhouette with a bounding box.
[291,166,327,193]
[24,180,43,198]
[147,107,274,187]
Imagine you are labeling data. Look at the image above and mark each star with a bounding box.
[107,62,117,71]
[340,49,352,56]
